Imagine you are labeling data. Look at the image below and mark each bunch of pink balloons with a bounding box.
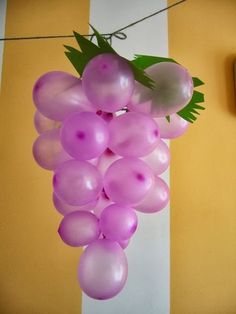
[32,53,193,300]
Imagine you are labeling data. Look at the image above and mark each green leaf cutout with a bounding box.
[132,54,177,70]
[177,91,205,123]
[192,77,204,87]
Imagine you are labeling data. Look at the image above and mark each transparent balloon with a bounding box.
[142,139,170,175]
[60,112,109,160]
[82,53,135,112]
[135,176,169,213]
[32,128,71,170]
[108,112,159,157]
[58,211,100,247]
[53,193,98,216]
[128,62,193,117]
[100,204,138,241]
[34,110,60,134]
[53,160,103,206]
[104,157,154,205]
[155,114,189,139]
[33,71,96,121]
[78,239,128,300]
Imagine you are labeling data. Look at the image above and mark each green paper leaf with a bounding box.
[128,61,155,89]
[89,25,115,53]
[177,91,205,123]
[192,77,204,87]
[166,115,171,123]
[132,54,177,70]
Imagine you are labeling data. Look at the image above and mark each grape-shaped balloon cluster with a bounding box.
[32,53,193,300]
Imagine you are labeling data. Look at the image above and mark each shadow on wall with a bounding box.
[225,54,236,115]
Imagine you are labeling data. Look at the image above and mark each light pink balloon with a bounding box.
[119,239,130,249]
[53,160,103,206]
[34,110,60,134]
[135,176,169,213]
[60,112,109,160]
[32,128,71,170]
[53,193,98,216]
[128,62,193,117]
[108,112,159,157]
[78,239,128,300]
[33,71,96,121]
[100,204,138,241]
[82,53,135,113]
[142,139,170,175]
[155,114,189,139]
[104,157,154,205]
[58,211,100,247]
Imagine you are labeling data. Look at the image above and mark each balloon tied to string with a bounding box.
[30,0,206,301]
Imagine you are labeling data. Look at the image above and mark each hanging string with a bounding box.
[0,0,186,42]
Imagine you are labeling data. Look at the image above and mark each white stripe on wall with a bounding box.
[0,0,7,91]
[83,1,170,314]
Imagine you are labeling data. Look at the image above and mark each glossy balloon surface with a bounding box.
[53,193,97,216]
[108,112,159,157]
[34,110,60,134]
[61,112,109,160]
[104,157,153,205]
[100,204,138,241]
[82,53,135,112]
[58,211,100,247]
[32,129,70,170]
[135,176,169,213]
[142,139,170,175]
[128,62,193,117]
[155,114,189,139]
[33,71,96,121]
[78,239,128,300]
[97,149,121,175]
[53,160,102,206]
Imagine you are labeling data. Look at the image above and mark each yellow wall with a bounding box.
[169,0,236,313]
[0,1,89,313]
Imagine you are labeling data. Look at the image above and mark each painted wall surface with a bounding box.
[169,0,236,313]
[0,1,89,313]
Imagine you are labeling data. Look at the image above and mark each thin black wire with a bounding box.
[0,0,186,42]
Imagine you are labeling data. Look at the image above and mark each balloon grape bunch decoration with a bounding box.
[32,28,205,300]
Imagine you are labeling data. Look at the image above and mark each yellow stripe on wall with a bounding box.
[169,0,236,313]
[0,1,89,313]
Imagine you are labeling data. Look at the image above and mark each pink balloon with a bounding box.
[53,160,103,206]
[53,193,98,216]
[32,129,71,170]
[104,157,154,205]
[82,53,135,112]
[34,110,60,134]
[119,238,130,249]
[78,239,128,300]
[155,114,189,139]
[135,176,169,213]
[100,204,138,241]
[60,112,109,160]
[58,211,100,247]
[108,112,159,157]
[142,139,170,175]
[128,62,193,117]
[33,71,96,121]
